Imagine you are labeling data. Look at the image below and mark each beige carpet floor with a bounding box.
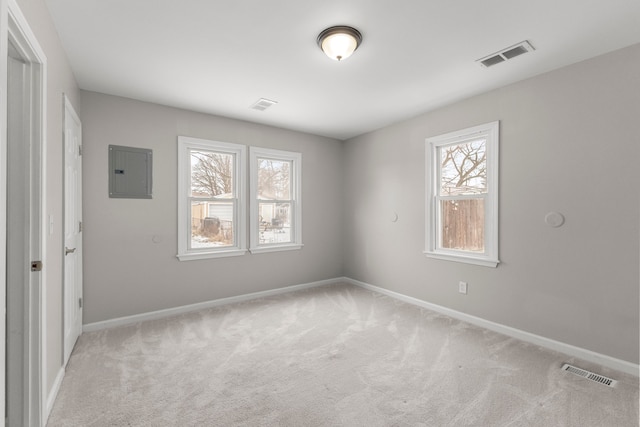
[47,283,639,426]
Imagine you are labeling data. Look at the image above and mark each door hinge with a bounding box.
[31,260,43,272]
[79,221,83,233]
[79,298,82,308]
[78,145,82,156]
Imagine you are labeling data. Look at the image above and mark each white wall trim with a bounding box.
[342,277,639,377]
[0,0,8,423]
[43,367,64,424]
[83,278,342,332]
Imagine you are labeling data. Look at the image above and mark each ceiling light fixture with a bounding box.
[317,26,362,61]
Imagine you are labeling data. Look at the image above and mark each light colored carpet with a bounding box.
[47,283,639,426]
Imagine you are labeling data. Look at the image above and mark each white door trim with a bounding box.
[3,0,48,425]
[0,0,8,424]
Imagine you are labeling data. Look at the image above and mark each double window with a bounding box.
[177,136,301,260]
[425,121,499,267]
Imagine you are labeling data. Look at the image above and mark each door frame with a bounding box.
[1,0,47,425]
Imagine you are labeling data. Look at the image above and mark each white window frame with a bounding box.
[177,136,247,261]
[424,121,499,268]
[249,147,302,253]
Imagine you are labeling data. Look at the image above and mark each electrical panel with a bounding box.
[108,145,152,199]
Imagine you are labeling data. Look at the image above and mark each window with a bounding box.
[250,147,302,253]
[177,136,246,260]
[425,121,499,267]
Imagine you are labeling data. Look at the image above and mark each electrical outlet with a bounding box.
[459,281,468,294]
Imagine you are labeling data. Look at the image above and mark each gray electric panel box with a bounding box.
[108,145,153,199]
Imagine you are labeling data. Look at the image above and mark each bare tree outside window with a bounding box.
[190,150,233,197]
[441,139,486,195]
[439,139,486,252]
[257,159,290,199]
[189,150,235,247]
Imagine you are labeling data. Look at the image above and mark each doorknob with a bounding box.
[65,247,76,255]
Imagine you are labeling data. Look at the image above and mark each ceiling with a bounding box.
[44,0,640,140]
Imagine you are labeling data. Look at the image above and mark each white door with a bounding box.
[63,96,83,365]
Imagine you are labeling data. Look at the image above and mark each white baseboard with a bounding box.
[342,277,639,377]
[82,275,638,377]
[44,367,65,423]
[83,278,342,333]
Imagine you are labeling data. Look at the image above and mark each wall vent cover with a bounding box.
[250,98,278,111]
[477,41,535,68]
[561,363,617,387]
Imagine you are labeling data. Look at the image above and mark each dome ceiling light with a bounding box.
[317,26,362,61]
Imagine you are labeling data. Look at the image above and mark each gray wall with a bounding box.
[81,45,639,365]
[80,91,344,324]
[15,0,81,403]
[342,44,640,364]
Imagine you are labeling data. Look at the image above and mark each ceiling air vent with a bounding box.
[561,363,618,388]
[477,41,535,68]
[250,98,278,112]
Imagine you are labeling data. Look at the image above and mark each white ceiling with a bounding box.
[44,0,640,140]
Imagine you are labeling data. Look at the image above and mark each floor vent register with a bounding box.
[561,363,617,388]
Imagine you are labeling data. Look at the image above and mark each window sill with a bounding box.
[249,244,303,254]
[177,249,247,261]
[423,250,499,268]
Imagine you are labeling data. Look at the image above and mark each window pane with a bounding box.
[257,158,291,200]
[440,139,486,196]
[258,202,292,244]
[190,150,234,198]
[191,201,234,248]
[441,199,484,252]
